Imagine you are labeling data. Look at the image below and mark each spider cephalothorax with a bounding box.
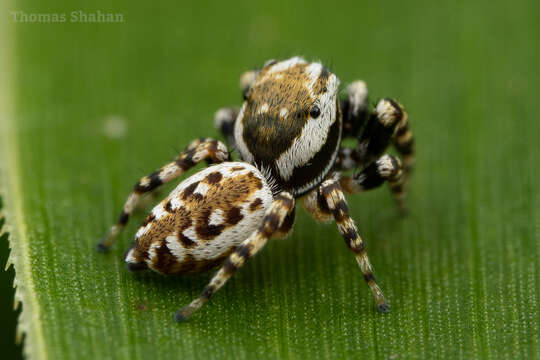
[98,56,415,323]
[235,57,342,196]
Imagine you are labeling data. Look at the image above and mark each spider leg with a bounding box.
[175,192,295,322]
[351,96,414,180]
[392,109,415,178]
[212,66,266,149]
[240,69,259,99]
[213,107,239,148]
[131,189,162,212]
[335,146,362,171]
[274,207,296,239]
[315,177,389,312]
[97,138,229,252]
[341,80,370,139]
[340,154,406,213]
[356,98,405,164]
[238,59,279,98]
[335,97,405,171]
[336,95,411,213]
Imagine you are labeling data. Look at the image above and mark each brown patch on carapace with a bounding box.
[311,66,331,95]
[242,62,313,159]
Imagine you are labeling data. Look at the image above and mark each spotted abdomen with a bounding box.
[125,162,273,274]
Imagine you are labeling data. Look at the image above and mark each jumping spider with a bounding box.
[98,56,415,322]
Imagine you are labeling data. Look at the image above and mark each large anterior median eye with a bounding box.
[310,105,321,119]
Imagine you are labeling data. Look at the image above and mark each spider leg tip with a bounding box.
[174,310,188,323]
[398,207,409,217]
[378,303,390,313]
[96,242,110,253]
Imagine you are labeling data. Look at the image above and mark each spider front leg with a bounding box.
[392,111,415,176]
[238,59,276,99]
[340,154,406,213]
[97,138,229,252]
[341,80,370,139]
[334,80,371,170]
[356,98,406,164]
[338,91,410,167]
[214,107,238,148]
[316,177,389,312]
[357,97,414,181]
[212,66,265,149]
[175,192,295,322]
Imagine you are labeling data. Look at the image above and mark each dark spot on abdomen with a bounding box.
[205,171,223,184]
[179,233,196,247]
[165,200,173,213]
[181,181,200,200]
[226,207,244,225]
[249,198,263,212]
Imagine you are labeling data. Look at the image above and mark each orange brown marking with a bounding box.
[181,181,200,200]
[205,171,223,184]
[249,198,263,212]
[225,207,243,225]
[179,233,196,248]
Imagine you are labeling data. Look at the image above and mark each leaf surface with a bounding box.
[1,0,539,359]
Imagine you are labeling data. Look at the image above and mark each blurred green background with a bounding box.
[1,0,539,359]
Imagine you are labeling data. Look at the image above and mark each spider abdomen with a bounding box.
[124,162,273,274]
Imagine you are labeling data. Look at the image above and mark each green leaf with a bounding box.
[2,0,539,359]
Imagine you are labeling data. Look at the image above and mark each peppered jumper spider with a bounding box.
[97,57,415,322]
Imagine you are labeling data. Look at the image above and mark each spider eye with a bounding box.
[310,106,321,118]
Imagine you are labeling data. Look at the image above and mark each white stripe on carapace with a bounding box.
[305,62,323,96]
[292,133,341,196]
